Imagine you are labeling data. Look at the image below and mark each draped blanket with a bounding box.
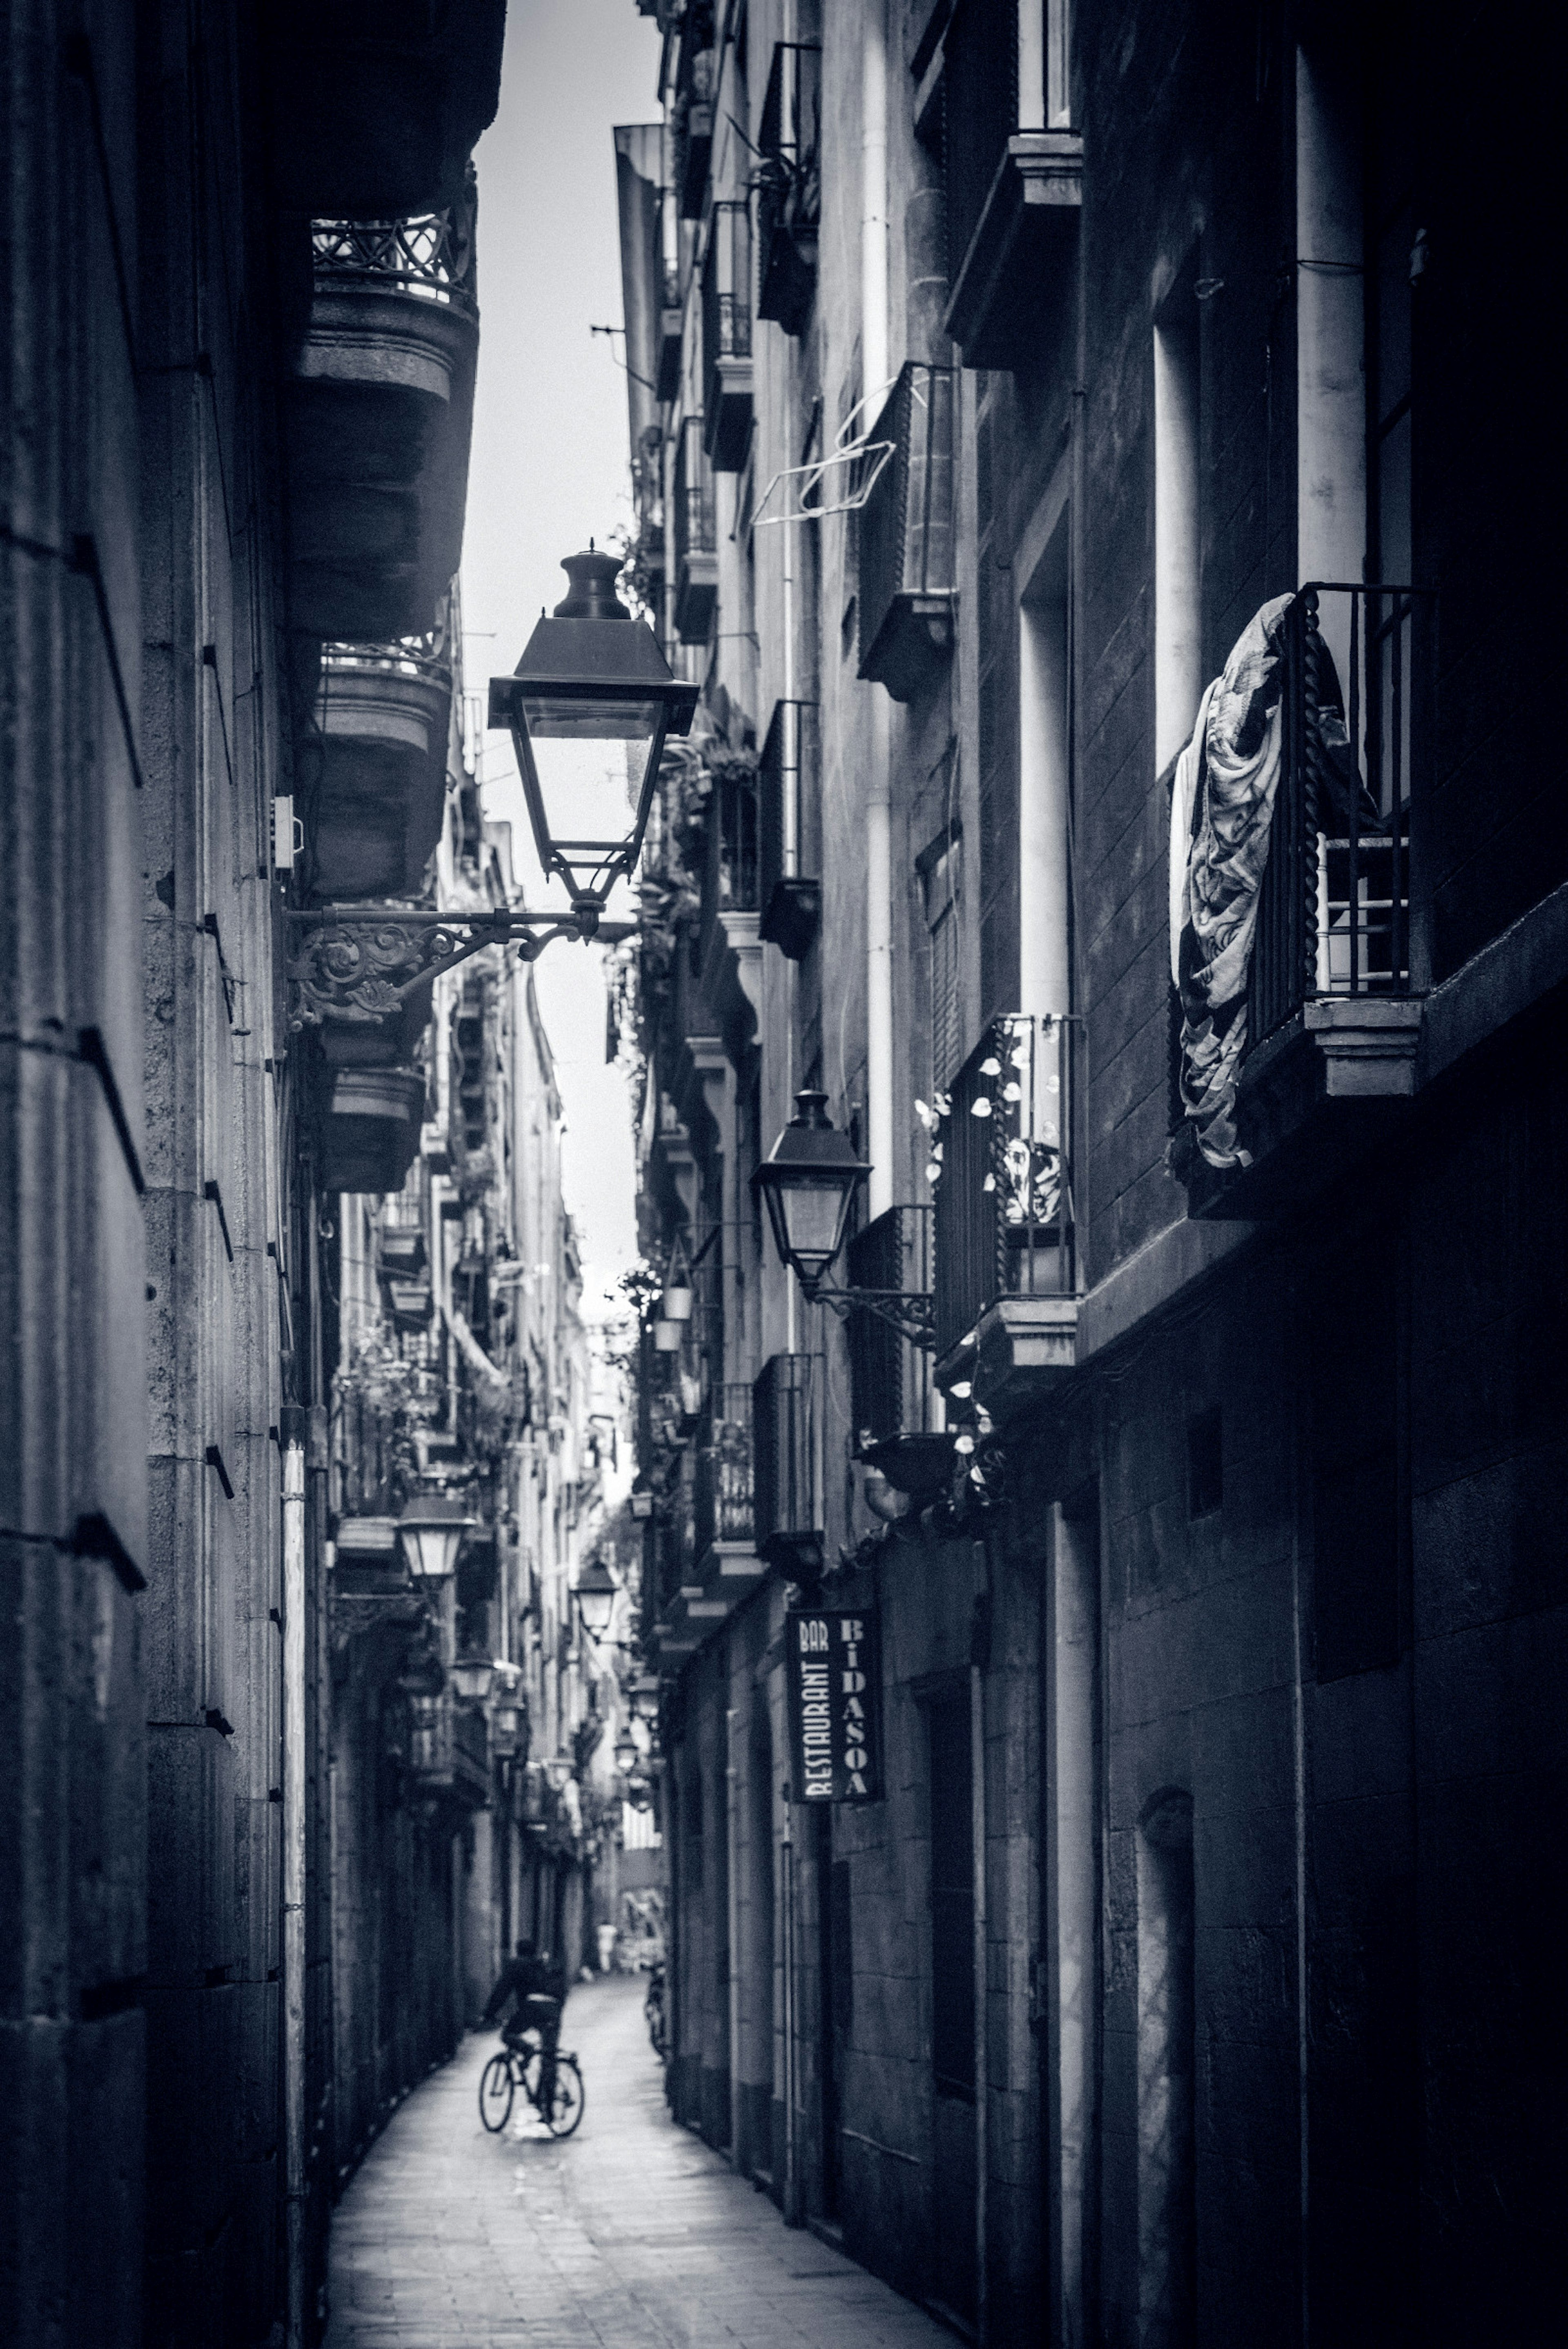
[1169,595,1294,1169]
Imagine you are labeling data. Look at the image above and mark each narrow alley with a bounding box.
[326,1977,951,2349]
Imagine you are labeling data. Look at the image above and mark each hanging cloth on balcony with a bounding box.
[443,1302,510,1397]
[1169,594,1293,1169]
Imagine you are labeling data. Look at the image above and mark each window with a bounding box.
[1154,266,1201,775]
[1019,512,1071,1016]
[920,827,963,1095]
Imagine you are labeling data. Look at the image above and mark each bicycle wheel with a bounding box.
[478,2051,514,2133]
[543,2055,584,2139]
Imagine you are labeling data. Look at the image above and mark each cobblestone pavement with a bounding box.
[325,1973,952,2348]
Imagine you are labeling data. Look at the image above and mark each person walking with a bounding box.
[482,1938,566,2114]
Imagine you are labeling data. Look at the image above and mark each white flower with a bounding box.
[971,1097,992,1118]
[982,1173,996,1192]
[949,1380,971,1399]
[925,1161,942,1185]
[953,1433,975,1454]
[1002,1081,1022,1102]
[978,1056,1001,1077]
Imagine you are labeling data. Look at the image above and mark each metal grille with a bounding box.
[756,42,821,333]
[694,1384,754,1556]
[934,1013,1077,1358]
[752,1353,819,1545]
[847,1207,934,1451]
[673,413,716,567]
[311,210,476,311]
[700,763,760,939]
[1252,583,1433,1045]
[703,200,752,370]
[856,363,956,663]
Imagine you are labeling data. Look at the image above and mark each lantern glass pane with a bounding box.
[519,704,658,917]
[780,1177,850,1269]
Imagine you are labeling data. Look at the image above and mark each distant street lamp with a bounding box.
[396,1494,474,1582]
[613,1731,639,1773]
[489,546,699,934]
[753,1091,870,1298]
[572,1555,619,1641]
[450,1653,495,1703]
[628,1674,661,1724]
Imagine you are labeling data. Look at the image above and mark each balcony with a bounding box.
[672,414,718,643]
[286,199,478,643]
[757,699,820,960]
[1179,584,1434,1219]
[934,1014,1078,1412]
[697,756,763,1064]
[267,0,505,220]
[318,1065,428,1196]
[942,3,1081,369]
[673,19,716,218]
[756,42,821,336]
[694,1384,755,1552]
[312,617,452,898]
[655,175,684,400]
[847,1206,949,1496]
[752,1353,822,1581]
[702,202,754,472]
[857,364,957,702]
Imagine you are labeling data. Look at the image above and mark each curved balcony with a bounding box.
[318,1065,427,1196]
[312,623,452,898]
[287,206,478,643]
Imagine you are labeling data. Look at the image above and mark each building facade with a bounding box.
[0,7,632,2345]
[616,3,1559,2345]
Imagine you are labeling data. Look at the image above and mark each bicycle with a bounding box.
[478,2030,585,2138]
[643,1961,666,2061]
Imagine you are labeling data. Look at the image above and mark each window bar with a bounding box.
[1347,588,1361,994]
[1391,591,1406,991]
[1301,590,1323,1014]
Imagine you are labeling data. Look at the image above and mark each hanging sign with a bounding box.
[785,1608,882,1803]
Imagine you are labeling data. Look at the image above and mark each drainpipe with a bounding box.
[727,1705,743,2164]
[972,1643,989,2347]
[280,1405,308,2349]
[863,2,893,1216]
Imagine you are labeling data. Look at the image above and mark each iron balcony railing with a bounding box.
[319,618,452,691]
[1252,584,1434,1046]
[702,198,752,370]
[934,1013,1077,1359]
[700,760,761,944]
[848,1205,935,1452]
[673,413,716,562]
[694,1383,755,1556]
[311,209,477,313]
[756,41,821,334]
[758,698,820,958]
[856,363,957,698]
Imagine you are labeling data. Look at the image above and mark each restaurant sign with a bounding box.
[785,1608,882,1803]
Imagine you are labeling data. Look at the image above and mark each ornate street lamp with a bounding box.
[543,1755,574,1794]
[613,1730,639,1774]
[488,546,699,933]
[450,1652,496,1703]
[753,1091,870,1298]
[396,1493,474,1582]
[628,1674,661,1724]
[572,1555,619,1641]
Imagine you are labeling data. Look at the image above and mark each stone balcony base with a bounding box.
[1185,995,1424,1220]
[972,1294,1078,1417]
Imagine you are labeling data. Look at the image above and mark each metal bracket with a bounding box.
[285,905,636,1029]
[811,1281,937,1351]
